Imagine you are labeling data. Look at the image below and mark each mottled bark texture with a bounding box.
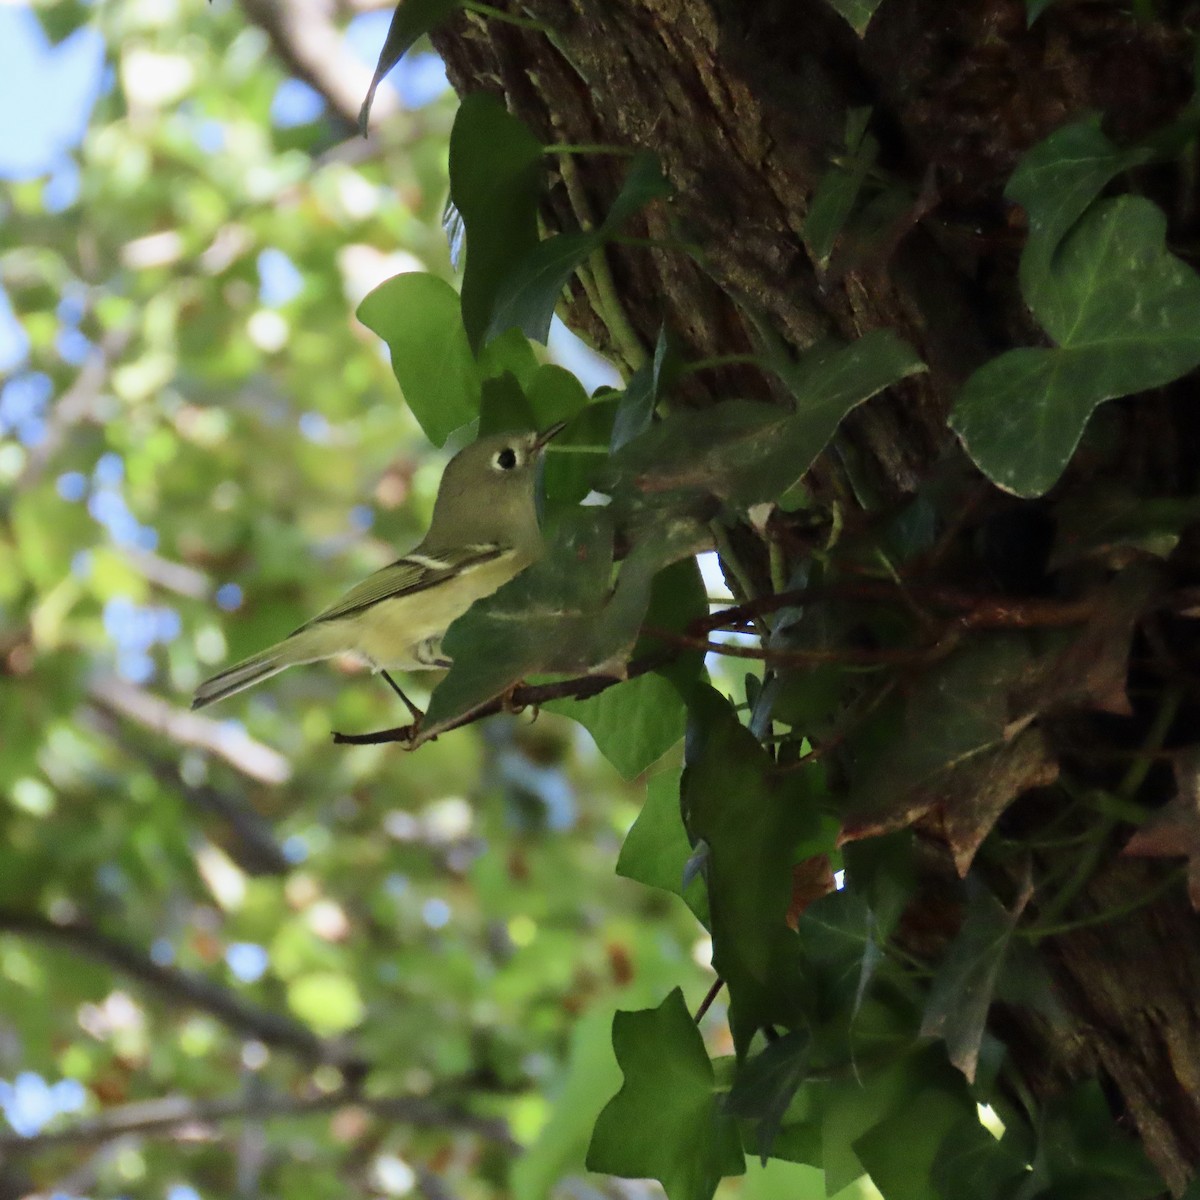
[432,1,1200,1191]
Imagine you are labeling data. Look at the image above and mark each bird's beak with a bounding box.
[533,420,568,452]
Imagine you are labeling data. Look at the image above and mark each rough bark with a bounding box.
[432,1,1200,1191]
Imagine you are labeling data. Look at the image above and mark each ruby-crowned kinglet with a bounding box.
[191,424,564,710]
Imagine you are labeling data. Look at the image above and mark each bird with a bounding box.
[191,425,564,712]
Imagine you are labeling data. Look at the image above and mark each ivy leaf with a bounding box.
[356,273,480,446]
[423,509,706,742]
[546,556,702,779]
[919,873,1033,1083]
[804,107,877,269]
[611,325,682,451]
[449,94,544,350]
[358,0,461,132]
[951,195,1200,496]
[542,396,617,508]
[724,1031,811,1164]
[840,635,1059,874]
[930,1115,1029,1200]
[549,671,685,780]
[617,766,694,894]
[608,330,923,509]
[821,0,884,36]
[586,988,745,1200]
[484,152,670,346]
[853,1084,983,1200]
[1005,115,1152,297]
[682,687,822,1055]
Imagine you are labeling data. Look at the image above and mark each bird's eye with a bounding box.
[495,447,518,471]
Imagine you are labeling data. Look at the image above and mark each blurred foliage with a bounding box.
[0,2,719,1197]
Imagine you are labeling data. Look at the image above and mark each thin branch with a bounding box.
[88,676,291,786]
[332,651,672,746]
[86,707,290,877]
[0,909,354,1069]
[0,1087,517,1156]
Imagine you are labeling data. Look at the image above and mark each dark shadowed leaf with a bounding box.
[586,988,745,1200]
[358,0,462,132]
[449,94,544,350]
[804,107,877,269]
[484,153,670,345]
[608,331,922,509]
[725,1030,811,1164]
[853,1084,981,1200]
[919,873,1033,1082]
[682,687,823,1054]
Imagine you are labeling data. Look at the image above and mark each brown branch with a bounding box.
[0,1087,517,1156]
[0,908,355,1070]
[330,583,1110,748]
[237,0,399,129]
[332,650,673,746]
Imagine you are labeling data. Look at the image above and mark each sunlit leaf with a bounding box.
[587,988,745,1200]
[357,272,480,446]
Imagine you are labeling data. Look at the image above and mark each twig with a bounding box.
[0,909,353,1069]
[333,651,671,746]
[694,978,724,1023]
[0,1087,518,1156]
[85,707,290,877]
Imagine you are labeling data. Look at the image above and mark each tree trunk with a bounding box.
[433,1,1200,1192]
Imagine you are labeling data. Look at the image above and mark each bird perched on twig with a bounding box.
[192,424,564,713]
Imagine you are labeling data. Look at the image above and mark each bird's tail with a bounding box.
[192,632,327,710]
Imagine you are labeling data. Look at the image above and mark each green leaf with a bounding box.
[725,1031,811,1164]
[952,195,1200,496]
[586,988,745,1200]
[853,1085,979,1200]
[608,331,923,510]
[358,0,462,132]
[804,108,878,269]
[930,1116,1029,1200]
[819,1053,931,1194]
[547,671,685,780]
[611,325,681,451]
[682,687,822,1054]
[477,371,538,438]
[484,153,670,345]
[543,396,618,507]
[357,273,480,446]
[1005,115,1150,298]
[449,94,544,350]
[821,0,884,35]
[918,875,1032,1083]
[617,766,693,896]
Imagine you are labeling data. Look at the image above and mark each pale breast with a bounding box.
[342,549,527,671]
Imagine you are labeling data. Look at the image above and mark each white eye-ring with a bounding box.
[494,446,519,471]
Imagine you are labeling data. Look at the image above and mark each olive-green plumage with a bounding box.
[191,427,559,709]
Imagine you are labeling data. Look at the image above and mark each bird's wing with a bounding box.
[300,543,508,627]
